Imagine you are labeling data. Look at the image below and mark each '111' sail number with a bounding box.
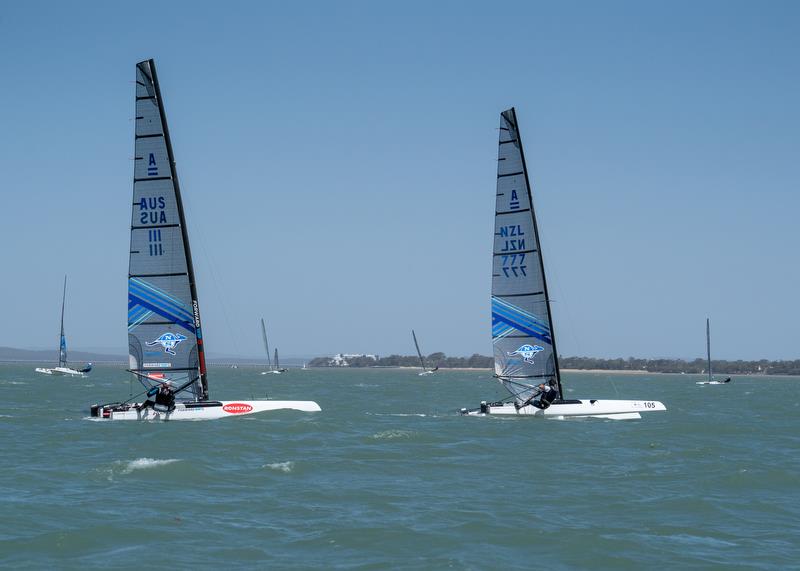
[501,254,526,277]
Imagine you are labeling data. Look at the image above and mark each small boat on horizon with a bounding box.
[260,318,287,374]
[35,275,92,377]
[412,330,438,376]
[461,108,666,419]
[696,318,731,385]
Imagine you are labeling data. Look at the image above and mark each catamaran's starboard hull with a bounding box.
[696,381,730,385]
[35,367,86,377]
[461,399,666,420]
[90,400,321,421]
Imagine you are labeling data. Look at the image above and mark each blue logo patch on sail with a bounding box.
[145,332,187,355]
[507,344,544,364]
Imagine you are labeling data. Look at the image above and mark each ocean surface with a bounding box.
[0,365,797,570]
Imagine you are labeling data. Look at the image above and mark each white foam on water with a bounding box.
[264,461,294,473]
[367,412,427,417]
[371,429,416,440]
[121,458,181,474]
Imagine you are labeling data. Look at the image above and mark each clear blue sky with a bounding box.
[1,1,797,360]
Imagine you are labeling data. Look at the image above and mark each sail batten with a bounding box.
[491,108,562,403]
[127,59,207,401]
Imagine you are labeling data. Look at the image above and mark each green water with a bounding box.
[0,365,797,569]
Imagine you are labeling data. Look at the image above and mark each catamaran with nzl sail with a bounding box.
[461,108,666,420]
[90,60,320,421]
[696,318,731,385]
[412,330,438,376]
[35,275,92,377]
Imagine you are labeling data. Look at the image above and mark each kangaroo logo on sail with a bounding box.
[507,344,544,364]
[146,332,187,355]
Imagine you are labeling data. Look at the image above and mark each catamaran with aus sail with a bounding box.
[461,108,666,420]
[90,60,320,421]
[35,275,92,377]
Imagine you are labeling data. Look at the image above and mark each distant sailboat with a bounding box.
[274,348,288,373]
[696,318,731,385]
[35,276,92,377]
[260,319,286,374]
[461,108,666,419]
[90,59,319,420]
[412,330,438,376]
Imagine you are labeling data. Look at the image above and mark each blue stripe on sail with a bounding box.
[128,281,193,323]
[128,294,195,334]
[130,278,188,311]
[491,297,551,335]
[128,309,152,331]
[129,281,193,322]
[127,305,152,330]
[492,312,552,344]
[491,304,550,337]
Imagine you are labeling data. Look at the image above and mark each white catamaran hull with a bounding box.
[696,381,730,385]
[463,399,666,420]
[35,367,87,377]
[91,400,321,421]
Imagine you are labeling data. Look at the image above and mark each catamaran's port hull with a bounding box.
[90,400,321,421]
[35,367,86,377]
[462,399,666,420]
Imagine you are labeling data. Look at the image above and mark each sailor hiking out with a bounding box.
[517,378,559,410]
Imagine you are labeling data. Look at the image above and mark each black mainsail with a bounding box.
[127,59,208,401]
[261,318,273,369]
[491,108,562,403]
[58,275,68,368]
[706,318,712,383]
[412,330,428,371]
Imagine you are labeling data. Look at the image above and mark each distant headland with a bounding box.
[309,353,800,376]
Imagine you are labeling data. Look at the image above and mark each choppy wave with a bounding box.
[120,458,181,474]
[370,429,417,440]
[264,461,294,473]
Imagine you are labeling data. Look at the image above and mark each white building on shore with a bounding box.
[329,353,378,366]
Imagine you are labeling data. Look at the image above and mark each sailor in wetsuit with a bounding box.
[138,382,176,413]
[533,379,559,409]
[517,379,559,410]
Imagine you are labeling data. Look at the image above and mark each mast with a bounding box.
[274,348,280,370]
[412,330,427,370]
[58,275,67,367]
[147,60,208,399]
[706,318,712,382]
[261,318,272,369]
[510,107,563,397]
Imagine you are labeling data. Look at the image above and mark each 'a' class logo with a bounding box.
[146,332,187,355]
[507,344,544,364]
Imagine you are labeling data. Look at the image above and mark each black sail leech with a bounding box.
[128,60,208,401]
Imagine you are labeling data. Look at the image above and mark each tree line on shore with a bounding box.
[308,354,800,375]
